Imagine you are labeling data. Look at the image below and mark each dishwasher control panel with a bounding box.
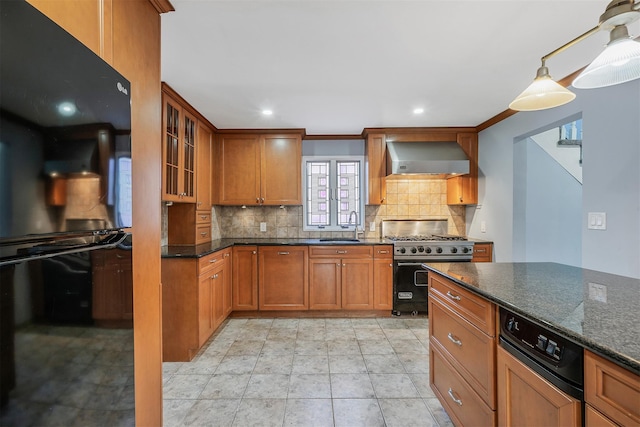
[499,308,583,387]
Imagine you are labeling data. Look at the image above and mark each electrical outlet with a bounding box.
[369,222,376,232]
[260,222,267,232]
[588,282,607,303]
[480,221,487,233]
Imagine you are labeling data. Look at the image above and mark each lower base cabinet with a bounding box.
[258,246,308,310]
[91,249,133,327]
[162,248,231,361]
[232,246,258,311]
[497,345,582,427]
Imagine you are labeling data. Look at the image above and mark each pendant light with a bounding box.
[508,65,576,111]
[510,0,640,112]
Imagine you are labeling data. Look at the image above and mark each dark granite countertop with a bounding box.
[422,262,640,374]
[161,238,391,258]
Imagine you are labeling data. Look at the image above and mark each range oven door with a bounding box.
[393,261,430,315]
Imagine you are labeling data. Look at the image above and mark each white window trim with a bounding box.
[302,155,365,232]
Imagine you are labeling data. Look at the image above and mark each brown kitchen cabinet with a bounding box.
[428,271,497,425]
[216,131,303,205]
[497,344,582,427]
[196,119,213,210]
[232,246,259,311]
[373,245,393,310]
[162,87,196,203]
[472,242,493,262]
[447,132,478,205]
[91,248,133,327]
[258,246,309,310]
[308,245,374,310]
[167,203,212,245]
[584,350,640,427]
[364,132,387,205]
[162,247,231,361]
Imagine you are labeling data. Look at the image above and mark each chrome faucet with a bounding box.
[348,210,360,240]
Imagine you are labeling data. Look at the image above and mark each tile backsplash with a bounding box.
[161,178,466,245]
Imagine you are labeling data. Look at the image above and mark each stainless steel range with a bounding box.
[382,219,474,316]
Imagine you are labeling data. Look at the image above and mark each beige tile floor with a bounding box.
[163,317,453,427]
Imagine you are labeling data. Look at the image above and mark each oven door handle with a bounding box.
[396,262,426,267]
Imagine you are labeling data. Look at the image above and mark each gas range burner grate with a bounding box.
[384,234,468,242]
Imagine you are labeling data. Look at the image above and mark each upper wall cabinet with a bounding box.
[162,89,196,203]
[365,133,387,205]
[447,132,478,205]
[215,131,303,206]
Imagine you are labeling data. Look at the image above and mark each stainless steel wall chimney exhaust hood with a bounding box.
[386,141,470,177]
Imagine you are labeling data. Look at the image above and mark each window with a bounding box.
[303,157,363,231]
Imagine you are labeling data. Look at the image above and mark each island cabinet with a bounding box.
[497,345,582,427]
[215,131,303,206]
[308,245,374,310]
[428,271,497,426]
[373,245,393,310]
[162,248,232,361]
[258,246,309,310]
[584,350,640,427]
[232,246,258,311]
[446,132,478,205]
[91,249,133,327]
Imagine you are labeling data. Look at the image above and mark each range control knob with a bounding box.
[399,247,406,254]
[411,247,417,254]
[417,246,424,253]
[451,247,458,253]
[462,247,470,253]
[436,247,443,254]
[425,247,432,254]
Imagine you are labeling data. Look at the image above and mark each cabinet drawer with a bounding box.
[199,251,225,275]
[585,405,618,427]
[431,344,496,427]
[429,298,496,408]
[585,351,640,427]
[472,243,492,262]
[429,272,495,336]
[195,225,211,245]
[309,245,373,258]
[373,245,393,259]
[195,209,211,224]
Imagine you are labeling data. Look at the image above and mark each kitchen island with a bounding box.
[423,262,639,427]
[422,262,639,372]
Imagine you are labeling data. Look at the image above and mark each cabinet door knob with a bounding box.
[252,251,257,254]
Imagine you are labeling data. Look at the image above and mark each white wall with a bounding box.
[467,79,640,279]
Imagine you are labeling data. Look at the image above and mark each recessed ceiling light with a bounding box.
[413,108,424,115]
[57,101,77,116]
[262,109,273,116]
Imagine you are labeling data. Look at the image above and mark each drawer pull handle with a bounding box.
[447,333,462,346]
[446,291,461,301]
[336,250,347,254]
[475,249,486,253]
[278,251,289,255]
[378,250,389,254]
[200,215,208,220]
[209,259,218,263]
[200,232,207,237]
[448,388,463,406]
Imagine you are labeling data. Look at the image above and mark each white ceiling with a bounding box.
[161,1,630,135]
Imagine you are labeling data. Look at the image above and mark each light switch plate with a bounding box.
[369,222,376,232]
[588,282,607,303]
[480,221,486,233]
[587,212,606,230]
[260,222,267,232]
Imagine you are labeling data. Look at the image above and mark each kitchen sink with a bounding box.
[318,238,360,242]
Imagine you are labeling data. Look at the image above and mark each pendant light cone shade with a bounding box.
[572,34,640,89]
[509,66,576,111]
